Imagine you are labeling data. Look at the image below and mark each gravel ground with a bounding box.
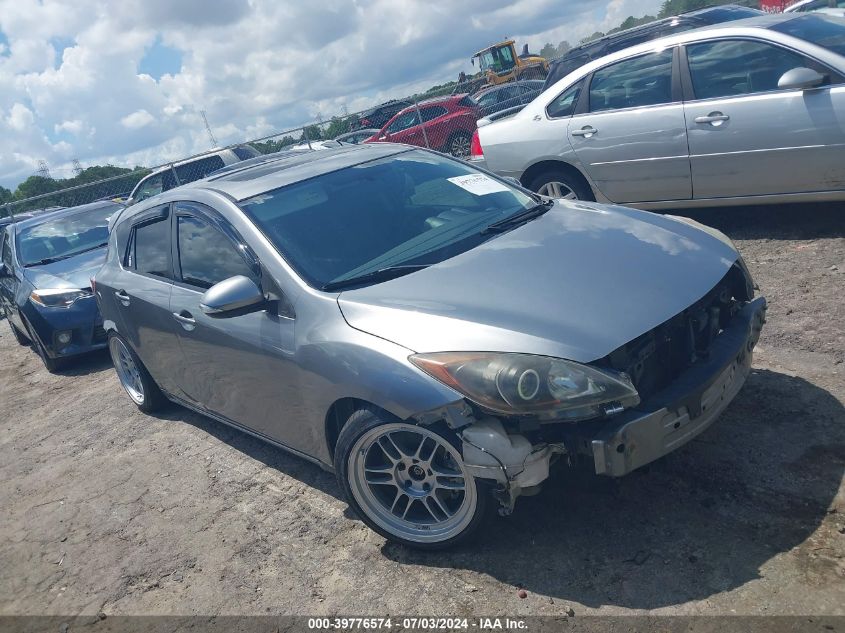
[0,202,843,618]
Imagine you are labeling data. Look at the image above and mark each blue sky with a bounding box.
[0,0,662,190]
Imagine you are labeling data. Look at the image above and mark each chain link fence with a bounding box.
[0,70,550,220]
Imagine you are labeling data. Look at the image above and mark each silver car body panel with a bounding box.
[477,15,845,207]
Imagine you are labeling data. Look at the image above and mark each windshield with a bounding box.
[239,150,535,289]
[17,204,116,266]
[771,15,845,56]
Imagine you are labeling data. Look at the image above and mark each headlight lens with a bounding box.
[409,352,639,420]
[30,288,93,308]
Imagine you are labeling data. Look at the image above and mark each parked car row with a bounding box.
[471,12,845,208]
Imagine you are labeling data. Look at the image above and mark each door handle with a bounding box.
[695,112,730,126]
[172,311,196,331]
[115,290,130,306]
[571,126,597,138]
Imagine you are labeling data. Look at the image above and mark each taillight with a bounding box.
[470,130,483,158]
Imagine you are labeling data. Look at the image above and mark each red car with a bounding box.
[364,94,479,157]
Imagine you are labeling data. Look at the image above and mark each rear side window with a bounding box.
[589,49,674,112]
[547,81,584,118]
[177,215,255,289]
[131,218,172,279]
[175,156,226,185]
[686,39,829,100]
[420,106,447,122]
[232,146,260,160]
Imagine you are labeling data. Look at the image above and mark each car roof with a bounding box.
[13,200,122,232]
[139,143,413,205]
[475,80,544,97]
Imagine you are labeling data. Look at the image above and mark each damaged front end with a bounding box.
[414,262,766,517]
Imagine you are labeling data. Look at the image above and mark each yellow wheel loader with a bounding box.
[470,40,549,87]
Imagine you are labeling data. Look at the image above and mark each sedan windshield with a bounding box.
[771,15,845,57]
[238,150,536,289]
[17,204,116,266]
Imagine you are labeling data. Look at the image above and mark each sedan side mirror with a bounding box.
[778,67,827,91]
[199,275,266,317]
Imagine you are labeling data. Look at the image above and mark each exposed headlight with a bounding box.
[409,352,639,420]
[29,288,93,308]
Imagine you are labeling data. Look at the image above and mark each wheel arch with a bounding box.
[325,398,399,462]
[519,159,594,196]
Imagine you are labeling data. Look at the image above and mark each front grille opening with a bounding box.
[595,263,751,403]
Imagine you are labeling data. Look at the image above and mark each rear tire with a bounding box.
[108,333,166,413]
[334,407,488,550]
[445,131,472,158]
[527,167,594,201]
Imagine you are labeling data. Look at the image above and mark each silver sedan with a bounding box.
[470,13,845,209]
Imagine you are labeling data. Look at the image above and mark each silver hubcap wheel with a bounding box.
[348,423,477,544]
[109,338,145,405]
[450,135,470,158]
[538,180,578,200]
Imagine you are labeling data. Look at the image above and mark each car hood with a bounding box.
[22,247,106,290]
[338,202,741,363]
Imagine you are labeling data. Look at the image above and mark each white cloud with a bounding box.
[120,109,155,129]
[0,0,663,189]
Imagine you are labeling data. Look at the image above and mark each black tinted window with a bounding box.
[771,15,845,57]
[177,216,254,289]
[544,55,590,89]
[175,156,226,185]
[386,110,420,134]
[132,218,171,279]
[687,39,823,100]
[589,50,674,112]
[546,81,583,118]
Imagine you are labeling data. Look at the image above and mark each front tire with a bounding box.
[108,333,166,413]
[527,167,594,201]
[7,318,30,346]
[335,408,487,550]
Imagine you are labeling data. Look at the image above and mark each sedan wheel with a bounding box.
[337,410,486,549]
[537,181,578,200]
[110,336,145,404]
[107,334,166,412]
[447,132,471,158]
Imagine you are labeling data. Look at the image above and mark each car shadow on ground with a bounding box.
[681,202,844,241]
[57,348,113,377]
[144,365,844,609]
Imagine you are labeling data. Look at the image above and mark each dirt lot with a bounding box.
[1,203,843,619]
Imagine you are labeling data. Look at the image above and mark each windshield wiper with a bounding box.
[24,242,108,267]
[322,264,430,292]
[480,200,554,235]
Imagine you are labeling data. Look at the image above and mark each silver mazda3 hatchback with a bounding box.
[95,144,766,549]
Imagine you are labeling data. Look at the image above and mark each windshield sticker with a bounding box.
[447,174,510,196]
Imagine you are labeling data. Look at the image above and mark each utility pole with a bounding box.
[200,110,219,148]
[72,159,83,176]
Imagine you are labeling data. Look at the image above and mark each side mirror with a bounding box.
[778,67,826,91]
[199,275,265,317]
[380,132,391,141]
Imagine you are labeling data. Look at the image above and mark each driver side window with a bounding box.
[386,111,420,134]
[176,215,256,290]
